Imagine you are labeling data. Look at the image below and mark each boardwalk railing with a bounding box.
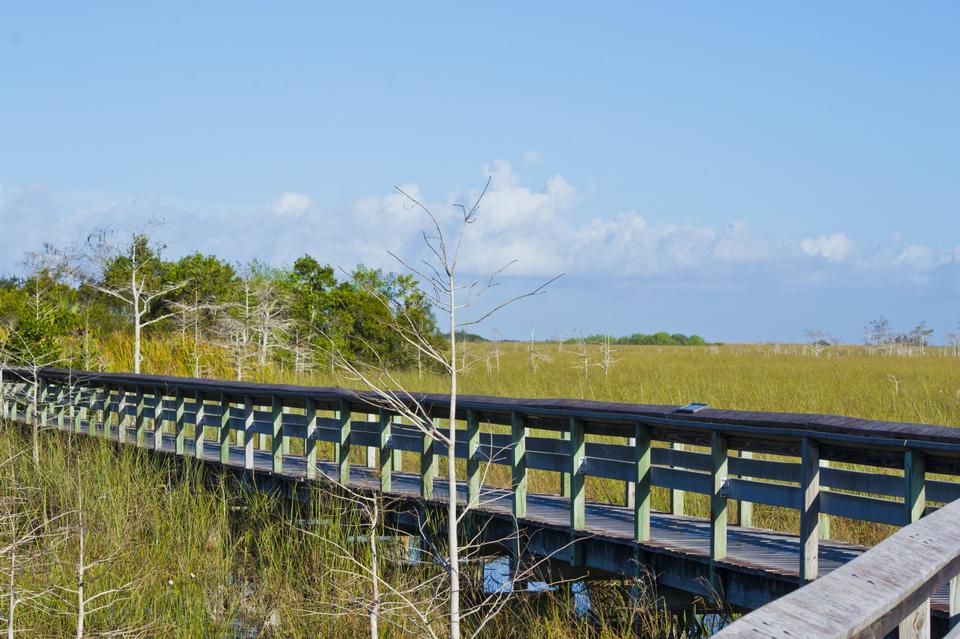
[3,366,960,635]
[715,494,960,638]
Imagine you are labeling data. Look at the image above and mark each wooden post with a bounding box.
[421,418,437,500]
[569,417,585,566]
[55,383,66,430]
[39,380,48,432]
[819,458,831,540]
[194,391,205,460]
[624,436,636,508]
[392,415,404,472]
[338,399,351,485]
[153,387,164,451]
[379,408,392,493]
[175,390,185,455]
[87,386,100,435]
[102,386,113,438]
[305,398,317,480]
[135,389,146,447]
[799,438,820,583]
[71,384,80,434]
[244,396,255,470]
[512,411,527,520]
[635,423,652,543]
[466,409,480,509]
[950,575,960,630]
[710,431,728,581]
[117,387,127,444]
[219,393,231,464]
[366,413,377,469]
[271,395,283,474]
[901,449,929,639]
[559,430,571,497]
[737,450,754,528]
[670,442,685,516]
[281,405,291,456]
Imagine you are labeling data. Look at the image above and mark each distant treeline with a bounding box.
[572,332,708,346]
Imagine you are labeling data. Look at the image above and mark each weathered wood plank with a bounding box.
[715,497,960,639]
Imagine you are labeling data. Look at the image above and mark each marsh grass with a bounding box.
[5,336,957,635]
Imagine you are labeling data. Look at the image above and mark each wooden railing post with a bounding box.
[117,386,127,444]
[135,389,146,447]
[271,395,283,473]
[153,387,164,451]
[174,389,185,455]
[799,438,820,583]
[421,418,437,500]
[950,575,960,630]
[569,417,585,566]
[281,405,291,457]
[819,458,831,540]
[304,397,317,480]
[900,449,929,639]
[243,396,255,470]
[88,385,99,436]
[338,399,351,485]
[54,382,65,430]
[512,411,527,520]
[466,409,480,508]
[102,386,114,437]
[220,393,231,464]
[624,436,636,508]
[559,430,571,497]
[635,423,652,543]
[391,415,404,472]
[670,442,685,515]
[194,391,205,460]
[379,408,392,493]
[366,413,377,469]
[70,383,80,434]
[736,450,753,528]
[38,379,49,432]
[710,431,728,582]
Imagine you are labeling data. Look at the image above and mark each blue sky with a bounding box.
[1,3,957,343]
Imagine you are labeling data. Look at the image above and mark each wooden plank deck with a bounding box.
[61,417,951,616]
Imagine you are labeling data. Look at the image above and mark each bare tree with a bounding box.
[0,448,68,638]
[324,177,561,639]
[804,328,837,357]
[172,291,229,378]
[79,231,188,374]
[52,466,146,639]
[597,334,616,377]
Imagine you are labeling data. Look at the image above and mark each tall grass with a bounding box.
[7,335,957,635]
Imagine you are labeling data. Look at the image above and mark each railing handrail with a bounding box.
[715,495,960,638]
[7,365,960,450]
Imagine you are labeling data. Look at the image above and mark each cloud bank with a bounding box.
[1,162,958,295]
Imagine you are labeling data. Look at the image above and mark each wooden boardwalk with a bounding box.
[55,418,953,617]
[4,366,960,634]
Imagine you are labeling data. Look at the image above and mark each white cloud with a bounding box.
[894,244,936,271]
[0,163,956,297]
[269,191,313,217]
[800,233,855,262]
